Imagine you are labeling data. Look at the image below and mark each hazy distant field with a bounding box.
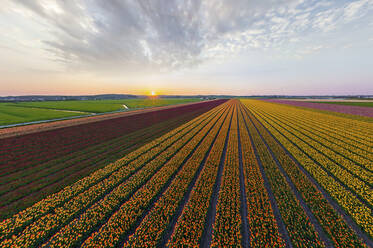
[315,101,373,107]
[0,98,201,126]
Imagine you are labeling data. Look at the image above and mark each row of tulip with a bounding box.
[120,102,233,248]
[0,110,202,194]
[0,112,160,171]
[211,105,243,247]
[0,112,204,217]
[249,106,373,208]
[0,100,227,174]
[41,103,232,248]
[0,103,228,248]
[0,103,225,243]
[241,102,367,247]
[244,100,373,238]
[261,101,372,147]
[261,106,373,163]
[253,107,373,187]
[261,101,373,148]
[166,102,234,247]
[0,107,220,221]
[253,105,372,181]
[242,104,325,247]
[237,107,285,247]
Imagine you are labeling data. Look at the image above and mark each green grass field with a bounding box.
[313,101,373,107]
[0,105,80,126]
[0,98,201,126]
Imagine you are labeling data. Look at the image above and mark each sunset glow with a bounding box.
[0,0,372,96]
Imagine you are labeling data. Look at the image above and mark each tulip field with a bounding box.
[0,99,372,247]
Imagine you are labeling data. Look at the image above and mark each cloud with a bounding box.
[8,0,373,73]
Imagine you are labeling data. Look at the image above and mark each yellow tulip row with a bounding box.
[167,103,234,247]
[241,102,367,247]
[262,107,373,164]
[0,102,225,244]
[252,107,373,186]
[283,100,373,135]
[261,101,373,148]
[242,103,325,247]
[44,101,232,248]
[259,105,373,163]
[209,104,242,247]
[0,103,227,248]
[243,100,373,237]
[237,106,285,247]
[122,102,234,248]
[249,106,373,207]
[247,103,373,170]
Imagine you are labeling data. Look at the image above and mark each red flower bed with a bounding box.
[0,100,226,175]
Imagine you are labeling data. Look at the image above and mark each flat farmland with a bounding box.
[264,99,373,119]
[0,99,225,219]
[315,101,373,108]
[0,99,372,247]
[0,98,201,126]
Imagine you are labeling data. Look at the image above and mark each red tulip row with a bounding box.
[0,104,227,248]
[242,105,325,247]
[0,111,211,240]
[42,104,229,248]
[211,104,243,247]
[236,106,285,247]
[242,103,367,247]
[166,105,234,247]
[0,108,205,194]
[0,114,158,171]
[0,103,224,245]
[0,110,207,218]
[0,100,226,174]
[0,103,222,188]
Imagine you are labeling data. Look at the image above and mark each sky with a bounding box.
[0,0,372,96]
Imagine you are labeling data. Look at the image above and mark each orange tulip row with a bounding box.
[0,103,223,244]
[43,102,231,248]
[237,106,285,247]
[0,103,227,248]
[242,102,368,247]
[211,105,243,247]
[242,104,325,247]
[0,113,205,200]
[167,103,234,247]
[243,99,373,238]
[122,102,234,248]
